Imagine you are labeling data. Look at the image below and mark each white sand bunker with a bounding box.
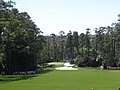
[55,62,78,70]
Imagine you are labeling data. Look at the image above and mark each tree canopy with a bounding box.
[0,0,44,74]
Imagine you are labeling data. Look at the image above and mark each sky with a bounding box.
[7,0,120,35]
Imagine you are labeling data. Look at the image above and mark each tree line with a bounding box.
[41,25,120,68]
[0,0,44,74]
[0,0,120,75]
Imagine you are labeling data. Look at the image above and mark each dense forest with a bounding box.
[0,0,120,75]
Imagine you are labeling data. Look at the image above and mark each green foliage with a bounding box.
[0,0,44,74]
[74,55,84,67]
[66,31,74,61]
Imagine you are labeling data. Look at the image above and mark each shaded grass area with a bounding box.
[0,75,37,83]
[0,62,58,83]
[0,64,120,90]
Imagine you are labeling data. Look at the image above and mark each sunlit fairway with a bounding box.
[0,63,120,90]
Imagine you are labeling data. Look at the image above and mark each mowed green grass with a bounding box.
[0,68,120,90]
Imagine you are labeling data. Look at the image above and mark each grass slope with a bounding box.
[0,67,120,90]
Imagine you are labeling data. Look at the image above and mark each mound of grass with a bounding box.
[0,67,120,90]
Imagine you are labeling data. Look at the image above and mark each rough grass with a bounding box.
[0,65,120,90]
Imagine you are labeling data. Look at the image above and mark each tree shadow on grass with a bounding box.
[40,65,55,74]
[0,64,57,84]
[41,68,54,74]
[0,75,37,84]
[40,64,58,74]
